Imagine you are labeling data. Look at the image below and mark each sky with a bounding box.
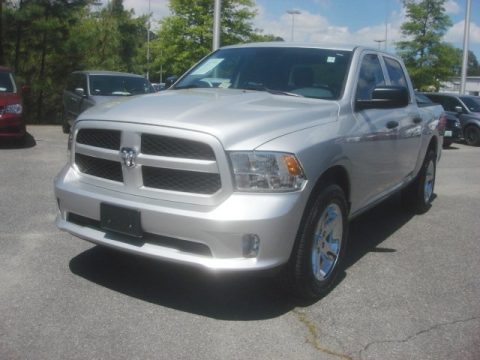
[122,0,480,61]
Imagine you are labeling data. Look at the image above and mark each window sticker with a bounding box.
[191,58,224,75]
[327,57,336,63]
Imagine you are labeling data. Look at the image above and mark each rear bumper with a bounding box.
[54,165,307,272]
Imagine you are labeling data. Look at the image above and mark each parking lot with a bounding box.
[1,125,479,360]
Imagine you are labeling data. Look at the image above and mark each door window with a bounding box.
[356,54,385,100]
[384,57,408,87]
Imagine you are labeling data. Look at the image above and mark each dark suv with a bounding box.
[0,67,26,143]
[423,93,480,146]
[63,71,154,133]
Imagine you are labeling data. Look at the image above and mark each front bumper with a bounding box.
[54,165,307,271]
[0,115,26,139]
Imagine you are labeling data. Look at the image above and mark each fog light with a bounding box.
[242,234,260,258]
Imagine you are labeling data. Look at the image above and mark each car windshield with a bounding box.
[0,71,16,93]
[460,96,480,112]
[89,75,153,96]
[174,47,352,100]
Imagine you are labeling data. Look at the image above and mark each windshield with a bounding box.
[89,75,153,96]
[174,47,352,100]
[0,71,16,93]
[460,96,480,112]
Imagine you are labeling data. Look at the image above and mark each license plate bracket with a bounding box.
[100,203,143,238]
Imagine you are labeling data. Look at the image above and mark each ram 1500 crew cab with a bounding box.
[54,43,443,300]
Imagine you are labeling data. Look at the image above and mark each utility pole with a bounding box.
[460,0,472,94]
[213,0,221,50]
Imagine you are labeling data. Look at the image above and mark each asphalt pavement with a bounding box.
[1,126,479,360]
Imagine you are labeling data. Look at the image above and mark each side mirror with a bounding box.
[454,106,463,114]
[74,87,86,97]
[165,76,178,88]
[356,86,409,111]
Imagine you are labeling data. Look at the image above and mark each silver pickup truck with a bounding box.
[54,43,443,300]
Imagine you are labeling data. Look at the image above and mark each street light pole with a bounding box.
[374,39,385,50]
[287,9,301,42]
[146,0,151,80]
[460,0,472,94]
[213,0,221,50]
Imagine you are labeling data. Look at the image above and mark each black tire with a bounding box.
[401,150,436,214]
[284,184,349,301]
[442,139,452,148]
[464,125,480,146]
[62,113,70,134]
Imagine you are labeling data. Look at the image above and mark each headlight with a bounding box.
[229,151,306,192]
[5,103,22,114]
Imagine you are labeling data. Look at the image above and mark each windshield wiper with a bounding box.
[242,82,303,97]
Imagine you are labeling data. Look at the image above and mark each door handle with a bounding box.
[386,121,399,129]
[413,117,422,124]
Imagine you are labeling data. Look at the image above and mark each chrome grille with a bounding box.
[73,125,225,200]
[77,129,121,150]
[75,153,123,182]
[142,167,221,194]
[142,134,215,160]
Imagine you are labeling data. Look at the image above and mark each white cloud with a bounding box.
[444,0,461,14]
[444,20,480,44]
[254,6,406,52]
[123,0,171,23]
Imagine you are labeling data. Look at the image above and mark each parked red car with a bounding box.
[0,66,26,143]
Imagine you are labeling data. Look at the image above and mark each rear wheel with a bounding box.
[464,125,480,146]
[285,184,348,301]
[401,150,436,214]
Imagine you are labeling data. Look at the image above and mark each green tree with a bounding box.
[150,0,281,81]
[1,0,149,123]
[2,0,90,122]
[396,0,455,90]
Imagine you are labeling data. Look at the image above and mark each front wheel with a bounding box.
[464,125,480,146]
[401,150,436,214]
[285,184,349,301]
[62,112,71,134]
[442,139,452,148]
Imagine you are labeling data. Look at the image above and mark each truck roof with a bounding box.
[222,42,393,56]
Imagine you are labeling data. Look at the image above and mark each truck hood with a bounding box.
[79,88,340,150]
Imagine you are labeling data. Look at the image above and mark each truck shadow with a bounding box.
[69,194,418,320]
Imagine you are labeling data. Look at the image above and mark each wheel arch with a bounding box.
[308,165,351,212]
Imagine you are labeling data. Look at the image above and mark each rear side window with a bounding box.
[384,57,408,87]
[356,54,385,100]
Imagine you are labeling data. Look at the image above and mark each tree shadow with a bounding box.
[0,132,36,149]
[69,193,423,320]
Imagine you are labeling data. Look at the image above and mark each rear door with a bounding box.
[382,55,423,177]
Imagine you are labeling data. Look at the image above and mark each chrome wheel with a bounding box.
[311,203,343,281]
[424,159,435,203]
